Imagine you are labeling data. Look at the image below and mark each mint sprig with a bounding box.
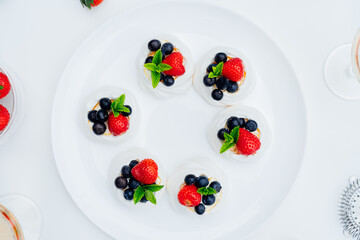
[197,187,217,195]
[111,94,130,117]
[144,49,172,89]
[0,86,3,90]
[208,62,224,78]
[80,0,94,9]
[220,126,239,154]
[133,184,164,205]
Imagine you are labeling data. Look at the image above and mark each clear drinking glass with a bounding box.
[324,29,360,100]
[0,194,42,240]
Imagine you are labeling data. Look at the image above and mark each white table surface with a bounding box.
[0,0,359,239]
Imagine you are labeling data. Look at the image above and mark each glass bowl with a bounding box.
[0,63,25,145]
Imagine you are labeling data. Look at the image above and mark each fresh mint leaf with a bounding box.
[208,62,224,78]
[133,186,145,204]
[0,86,3,90]
[230,126,240,143]
[220,142,235,154]
[152,49,162,65]
[143,184,164,192]
[197,187,208,195]
[208,72,216,78]
[118,106,130,113]
[144,63,157,71]
[151,71,161,89]
[207,187,217,195]
[144,50,172,89]
[111,94,127,117]
[223,132,234,143]
[81,0,93,9]
[197,187,217,195]
[158,63,172,71]
[145,190,157,205]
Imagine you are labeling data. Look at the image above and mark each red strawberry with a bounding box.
[91,0,103,7]
[162,52,185,76]
[236,128,261,156]
[0,72,11,99]
[177,185,201,207]
[108,112,129,136]
[222,58,244,82]
[80,0,103,9]
[0,105,10,131]
[131,159,158,184]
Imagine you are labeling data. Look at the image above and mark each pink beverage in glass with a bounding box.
[0,204,23,240]
[352,29,360,80]
[324,28,360,100]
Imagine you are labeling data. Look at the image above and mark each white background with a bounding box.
[0,0,359,239]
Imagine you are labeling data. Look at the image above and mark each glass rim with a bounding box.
[352,29,360,79]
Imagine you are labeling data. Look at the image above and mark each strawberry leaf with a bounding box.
[145,190,157,205]
[144,63,157,71]
[133,186,145,204]
[152,49,162,65]
[230,126,240,143]
[151,71,161,89]
[0,86,3,90]
[143,184,164,192]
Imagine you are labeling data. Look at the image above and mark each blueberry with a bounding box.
[226,81,238,93]
[99,98,111,110]
[227,116,240,131]
[217,128,229,141]
[114,176,127,189]
[129,160,138,169]
[206,63,217,73]
[211,89,223,101]
[203,75,216,87]
[123,189,134,200]
[209,181,222,193]
[215,76,229,90]
[184,174,197,185]
[145,56,153,64]
[195,203,206,215]
[202,194,216,205]
[245,120,258,132]
[121,105,132,117]
[161,50,166,60]
[140,195,148,203]
[214,52,227,63]
[238,118,246,128]
[121,165,132,178]
[88,110,97,123]
[148,39,161,51]
[96,109,109,122]
[160,72,165,81]
[128,178,140,189]
[92,123,106,135]
[163,75,174,87]
[161,42,174,55]
[195,176,209,188]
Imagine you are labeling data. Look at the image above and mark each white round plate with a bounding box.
[51,2,307,240]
